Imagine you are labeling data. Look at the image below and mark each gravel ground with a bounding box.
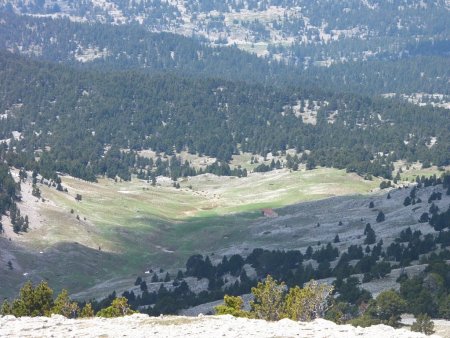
[0,314,441,338]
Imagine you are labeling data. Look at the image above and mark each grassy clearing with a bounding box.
[184,168,377,214]
[401,167,448,182]
[9,167,379,297]
[393,161,449,183]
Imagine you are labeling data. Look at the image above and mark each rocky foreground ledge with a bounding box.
[0,314,441,338]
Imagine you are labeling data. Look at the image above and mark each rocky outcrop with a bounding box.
[0,314,439,338]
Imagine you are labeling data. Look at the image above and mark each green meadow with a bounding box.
[10,167,379,298]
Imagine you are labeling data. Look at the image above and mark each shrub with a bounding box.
[283,280,333,321]
[218,275,334,322]
[411,314,435,335]
[96,297,135,318]
[80,303,95,317]
[215,295,250,318]
[250,275,286,321]
[373,290,406,327]
[350,313,381,327]
[0,300,12,315]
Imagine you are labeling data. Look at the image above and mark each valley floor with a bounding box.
[0,167,379,299]
[0,314,442,338]
[1,165,447,301]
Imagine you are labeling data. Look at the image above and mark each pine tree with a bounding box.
[151,273,159,283]
[8,281,54,317]
[52,289,79,318]
[364,224,376,244]
[164,272,171,282]
[376,211,385,223]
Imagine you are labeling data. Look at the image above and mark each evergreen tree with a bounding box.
[364,224,376,245]
[52,289,79,318]
[376,211,385,223]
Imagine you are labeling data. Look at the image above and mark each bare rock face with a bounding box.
[0,314,440,338]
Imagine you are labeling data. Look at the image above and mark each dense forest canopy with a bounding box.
[0,51,448,181]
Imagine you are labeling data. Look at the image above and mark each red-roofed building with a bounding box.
[261,208,278,218]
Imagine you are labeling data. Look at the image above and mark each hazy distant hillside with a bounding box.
[0,11,305,88]
[1,0,448,64]
[1,6,449,96]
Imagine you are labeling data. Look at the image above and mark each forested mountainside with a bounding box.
[301,56,450,96]
[0,52,449,182]
[1,10,449,95]
[0,12,292,84]
[1,0,448,63]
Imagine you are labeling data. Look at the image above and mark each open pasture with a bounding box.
[1,168,379,299]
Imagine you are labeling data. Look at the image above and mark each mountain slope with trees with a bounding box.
[0,10,448,96]
[0,52,449,182]
[2,0,448,64]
